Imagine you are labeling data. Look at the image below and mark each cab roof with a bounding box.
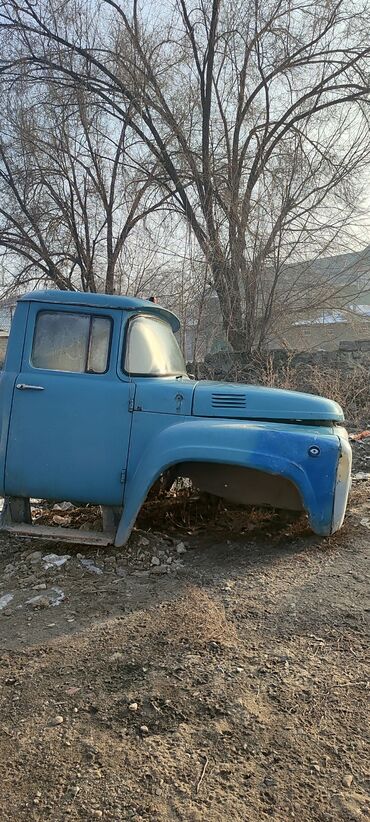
[19,289,180,332]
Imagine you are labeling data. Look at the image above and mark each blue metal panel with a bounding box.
[0,301,30,495]
[5,302,132,504]
[18,290,180,331]
[133,377,195,415]
[115,413,343,545]
[192,381,344,422]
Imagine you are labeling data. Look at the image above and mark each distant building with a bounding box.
[0,296,17,333]
[268,246,370,350]
[0,296,18,365]
[186,246,370,356]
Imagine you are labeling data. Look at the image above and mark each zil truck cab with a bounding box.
[0,290,351,546]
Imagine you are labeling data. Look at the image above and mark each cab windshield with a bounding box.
[124,314,187,376]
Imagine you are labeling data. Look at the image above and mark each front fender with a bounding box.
[115,418,343,546]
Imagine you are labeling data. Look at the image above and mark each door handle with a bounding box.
[16,383,45,391]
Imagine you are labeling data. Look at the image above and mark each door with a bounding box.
[5,303,132,505]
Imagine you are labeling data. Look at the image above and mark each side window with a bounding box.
[88,317,112,374]
[31,311,112,374]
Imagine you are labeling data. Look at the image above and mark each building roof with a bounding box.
[282,244,370,288]
[18,289,180,331]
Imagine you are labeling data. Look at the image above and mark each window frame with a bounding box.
[122,313,186,378]
[30,310,113,375]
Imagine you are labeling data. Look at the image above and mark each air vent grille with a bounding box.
[211,393,246,408]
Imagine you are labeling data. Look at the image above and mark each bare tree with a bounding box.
[1,0,370,349]
[0,78,173,295]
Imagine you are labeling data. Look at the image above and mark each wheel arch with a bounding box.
[114,421,315,546]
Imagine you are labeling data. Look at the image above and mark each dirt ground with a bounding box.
[0,443,369,821]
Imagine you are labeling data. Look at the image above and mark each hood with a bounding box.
[192,381,344,423]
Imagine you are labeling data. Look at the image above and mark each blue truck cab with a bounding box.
[0,290,351,546]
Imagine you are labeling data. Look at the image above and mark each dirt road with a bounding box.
[0,484,369,822]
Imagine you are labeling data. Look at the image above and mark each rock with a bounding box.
[138,536,150,546]
[176,542,187,554]
[48,715,64,726]
[20,575,37,586]
[140,725,149,733]
[0,594,14,611]
[91,812,103,819]
[104,556,116,567]
[28,551,42,563]
[109,652,124,663]
[33,583,47,590]
[115,566,127,577]
[27,595,50,609]
[342,774,353,788]
[4,563,16,575]
[150,556,160,566]
[128,702,138,712]
[150,564,168,575]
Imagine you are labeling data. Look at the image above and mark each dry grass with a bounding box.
[90,586,239,653]
[223,354,370,425]
[296,363,370,424]
[259,351,298,391]
[153,586,238,648]
[347,478,370,511]
[259,355,369,423]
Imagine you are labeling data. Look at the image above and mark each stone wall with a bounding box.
[191,339,370,424]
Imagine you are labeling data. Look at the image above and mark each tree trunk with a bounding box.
[211,260,247,352]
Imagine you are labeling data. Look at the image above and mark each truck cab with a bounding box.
[0,290,351,546]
